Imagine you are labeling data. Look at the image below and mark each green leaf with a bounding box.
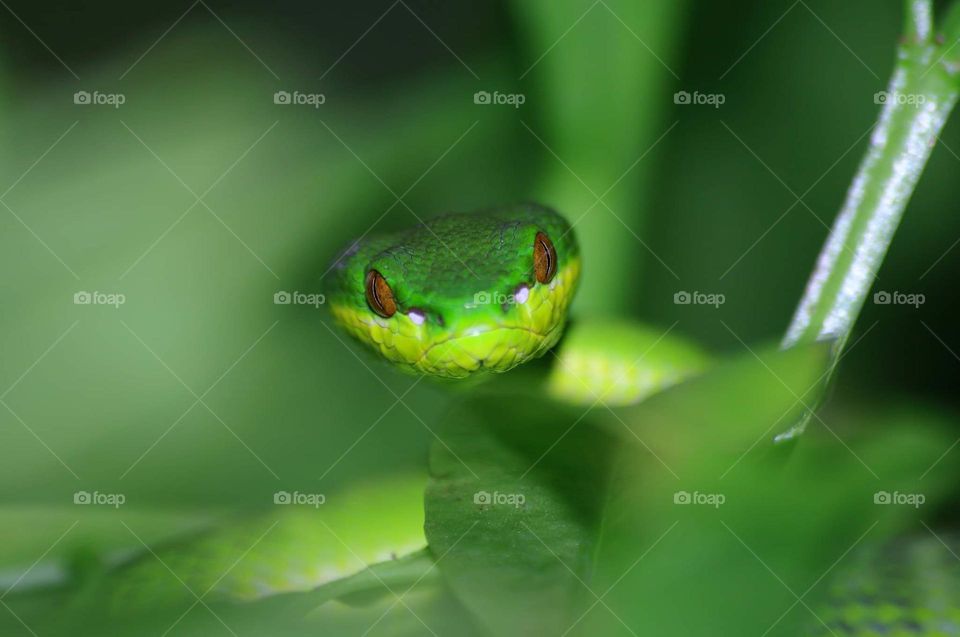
[585,401,959,636]
[423,340,959,636]
[424,396,620,635]
[424,341,832,635]
[595,339,834,469]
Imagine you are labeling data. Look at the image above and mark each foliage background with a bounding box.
[1,0,958,635]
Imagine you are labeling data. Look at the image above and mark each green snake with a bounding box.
[326,203,707,404]
[44,205,958,634]
[328,204,581,379]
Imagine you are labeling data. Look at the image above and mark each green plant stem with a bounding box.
[783,0,960,353]
[905,0,934,42]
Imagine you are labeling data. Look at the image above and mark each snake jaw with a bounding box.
[329,256,580,378]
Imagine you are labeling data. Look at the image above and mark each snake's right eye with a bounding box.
[365,269,397,318]
[534,232,558,284]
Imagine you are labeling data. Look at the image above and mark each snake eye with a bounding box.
[534,232,558,284]
[365,269,397,318]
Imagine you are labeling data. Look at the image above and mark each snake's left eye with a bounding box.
[534,232,558,284]
[365,269,397,318]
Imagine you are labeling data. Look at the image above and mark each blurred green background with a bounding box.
[1,0,959,634]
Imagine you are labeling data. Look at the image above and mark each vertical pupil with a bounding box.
[365,270,396,317]
[540,238,553,276]
[535,232,557,283]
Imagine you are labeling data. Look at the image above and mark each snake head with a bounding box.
[327,203,580,378]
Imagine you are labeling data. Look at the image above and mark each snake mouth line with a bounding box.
[415,323,556,365]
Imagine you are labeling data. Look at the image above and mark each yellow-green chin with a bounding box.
[330,258,580,378]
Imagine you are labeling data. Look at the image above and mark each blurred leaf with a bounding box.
[595,339,832,465]
[586,403,959,636]
[7,565,477,637]
[424,341,831,635]
[424,396,620,635]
